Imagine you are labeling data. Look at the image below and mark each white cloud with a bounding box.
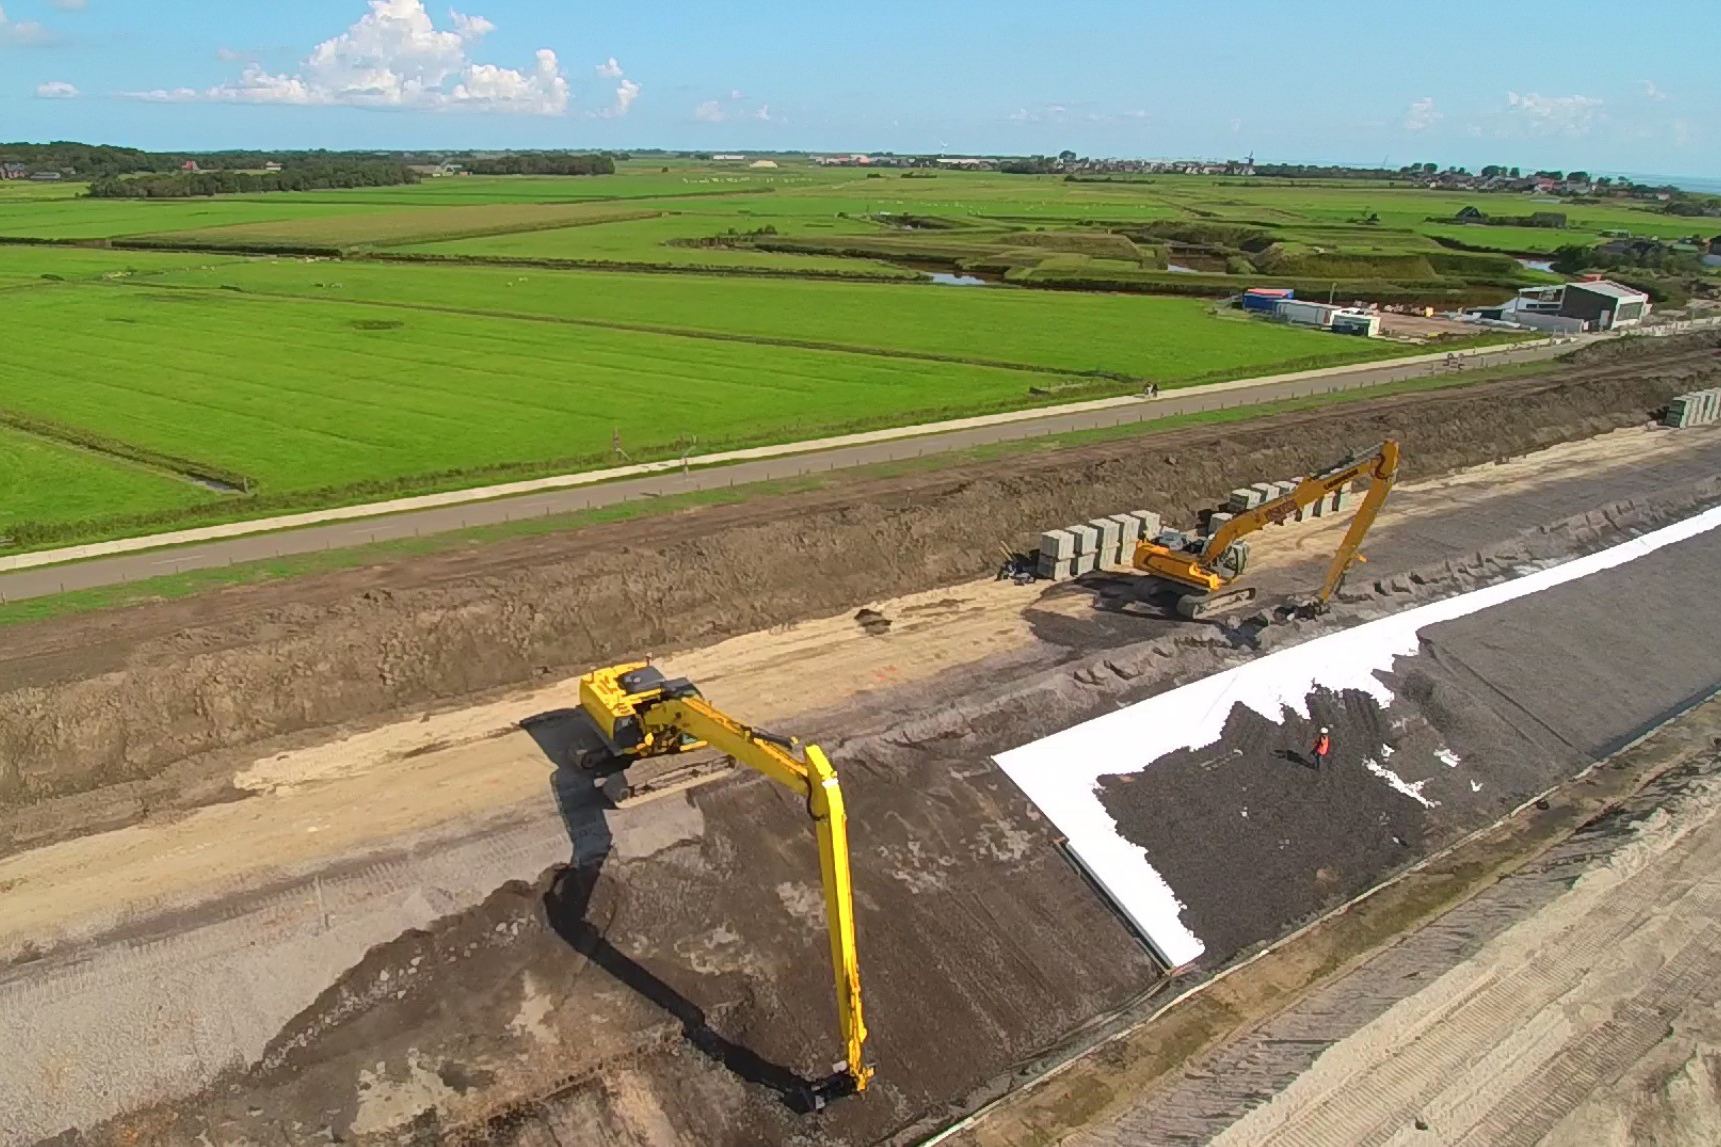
[1504,90,1603,137]
[35,79,78,98]
[215,46,249,62]
[601,76,639,117]
[50,0,87,10]
[129,86,201,103]
[1641,79,1668,102]
[0,4,51,44]
[692,89,775,125]
[449,9,493,41]
[595,56,622,78]
[1403,96,1440,132]
[127,0,570,115]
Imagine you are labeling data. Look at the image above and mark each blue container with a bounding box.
[1242,289,1294,313]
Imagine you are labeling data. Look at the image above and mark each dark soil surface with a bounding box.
[3,334,1718,812]
[1098,524,1721,965]
[78,715,1160,1147]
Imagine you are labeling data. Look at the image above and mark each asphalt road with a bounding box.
[0,342,1569,604]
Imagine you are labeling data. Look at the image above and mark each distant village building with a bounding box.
[0,162,28,180]
[712,153,746,162]
[263,161,283,173]
[181,160,201,173]
[27,171,63,182]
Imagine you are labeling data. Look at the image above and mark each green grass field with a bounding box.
[0,424,214,535]
[6,158,1697,551]
[140,256,1402,380]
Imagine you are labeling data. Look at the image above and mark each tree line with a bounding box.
[460,153,615,176]
[88,163,419,198]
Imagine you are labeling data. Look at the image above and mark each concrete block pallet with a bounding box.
[1664,387,1721,429]
[1032,509,1165,581]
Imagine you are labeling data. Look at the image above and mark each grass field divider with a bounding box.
[357,208,665,251]
[359,250,917,284]
[0,410,254,497]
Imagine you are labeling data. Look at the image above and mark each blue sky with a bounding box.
[2,0,1715,177]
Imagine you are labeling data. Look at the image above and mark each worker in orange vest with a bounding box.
[1312,727,1331,769]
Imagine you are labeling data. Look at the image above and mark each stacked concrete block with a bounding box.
[1036,528,1076,581]
[1205,511,1234,537]
[1250,482,1277,506]
[1108,513,1143,559]
[1229,487,1263,512]
[1087,517,1123,568]
[1067,523,1100,576]
[1665,387,1721,428]
[1032,509,1167,581]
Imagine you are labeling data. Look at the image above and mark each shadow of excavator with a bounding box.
[518,708,821,1111]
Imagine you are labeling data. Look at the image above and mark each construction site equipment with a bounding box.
[575,662,872,1108]
[1132,439,1401,619]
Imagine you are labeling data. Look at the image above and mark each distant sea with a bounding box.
[1609,172,1721,195]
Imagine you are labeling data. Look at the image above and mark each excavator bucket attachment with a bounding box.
[796,1066,862,1113]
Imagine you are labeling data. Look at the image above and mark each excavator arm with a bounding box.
[1309,439,1399,606]
[576,663,872,1107]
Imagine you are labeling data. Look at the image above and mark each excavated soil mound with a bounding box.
[2,335,1718,807]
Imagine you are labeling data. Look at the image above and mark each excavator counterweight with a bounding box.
[1132,439,1401,618]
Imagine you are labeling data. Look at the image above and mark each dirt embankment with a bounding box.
[1,336,1717,809]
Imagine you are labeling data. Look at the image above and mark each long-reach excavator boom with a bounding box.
[576,663,872,1108]
[1132,439,1401,618]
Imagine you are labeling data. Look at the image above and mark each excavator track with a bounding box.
[1176,586,1258,620]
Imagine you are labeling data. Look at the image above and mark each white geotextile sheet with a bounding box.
[994,505,1721,968]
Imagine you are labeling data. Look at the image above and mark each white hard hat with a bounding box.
[1320,726,1329,733]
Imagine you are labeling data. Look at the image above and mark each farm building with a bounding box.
[27,171,63,182]
[1468,278,1649,333]
[1560,279,1649,329]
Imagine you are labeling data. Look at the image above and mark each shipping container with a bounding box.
[1242,287,1294,313]
[1274,299,1339,328]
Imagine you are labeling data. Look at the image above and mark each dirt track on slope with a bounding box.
[1,334,1717,813]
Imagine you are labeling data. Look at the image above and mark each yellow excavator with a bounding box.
[1133,439,1401,619]
[575,662,872,1109]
